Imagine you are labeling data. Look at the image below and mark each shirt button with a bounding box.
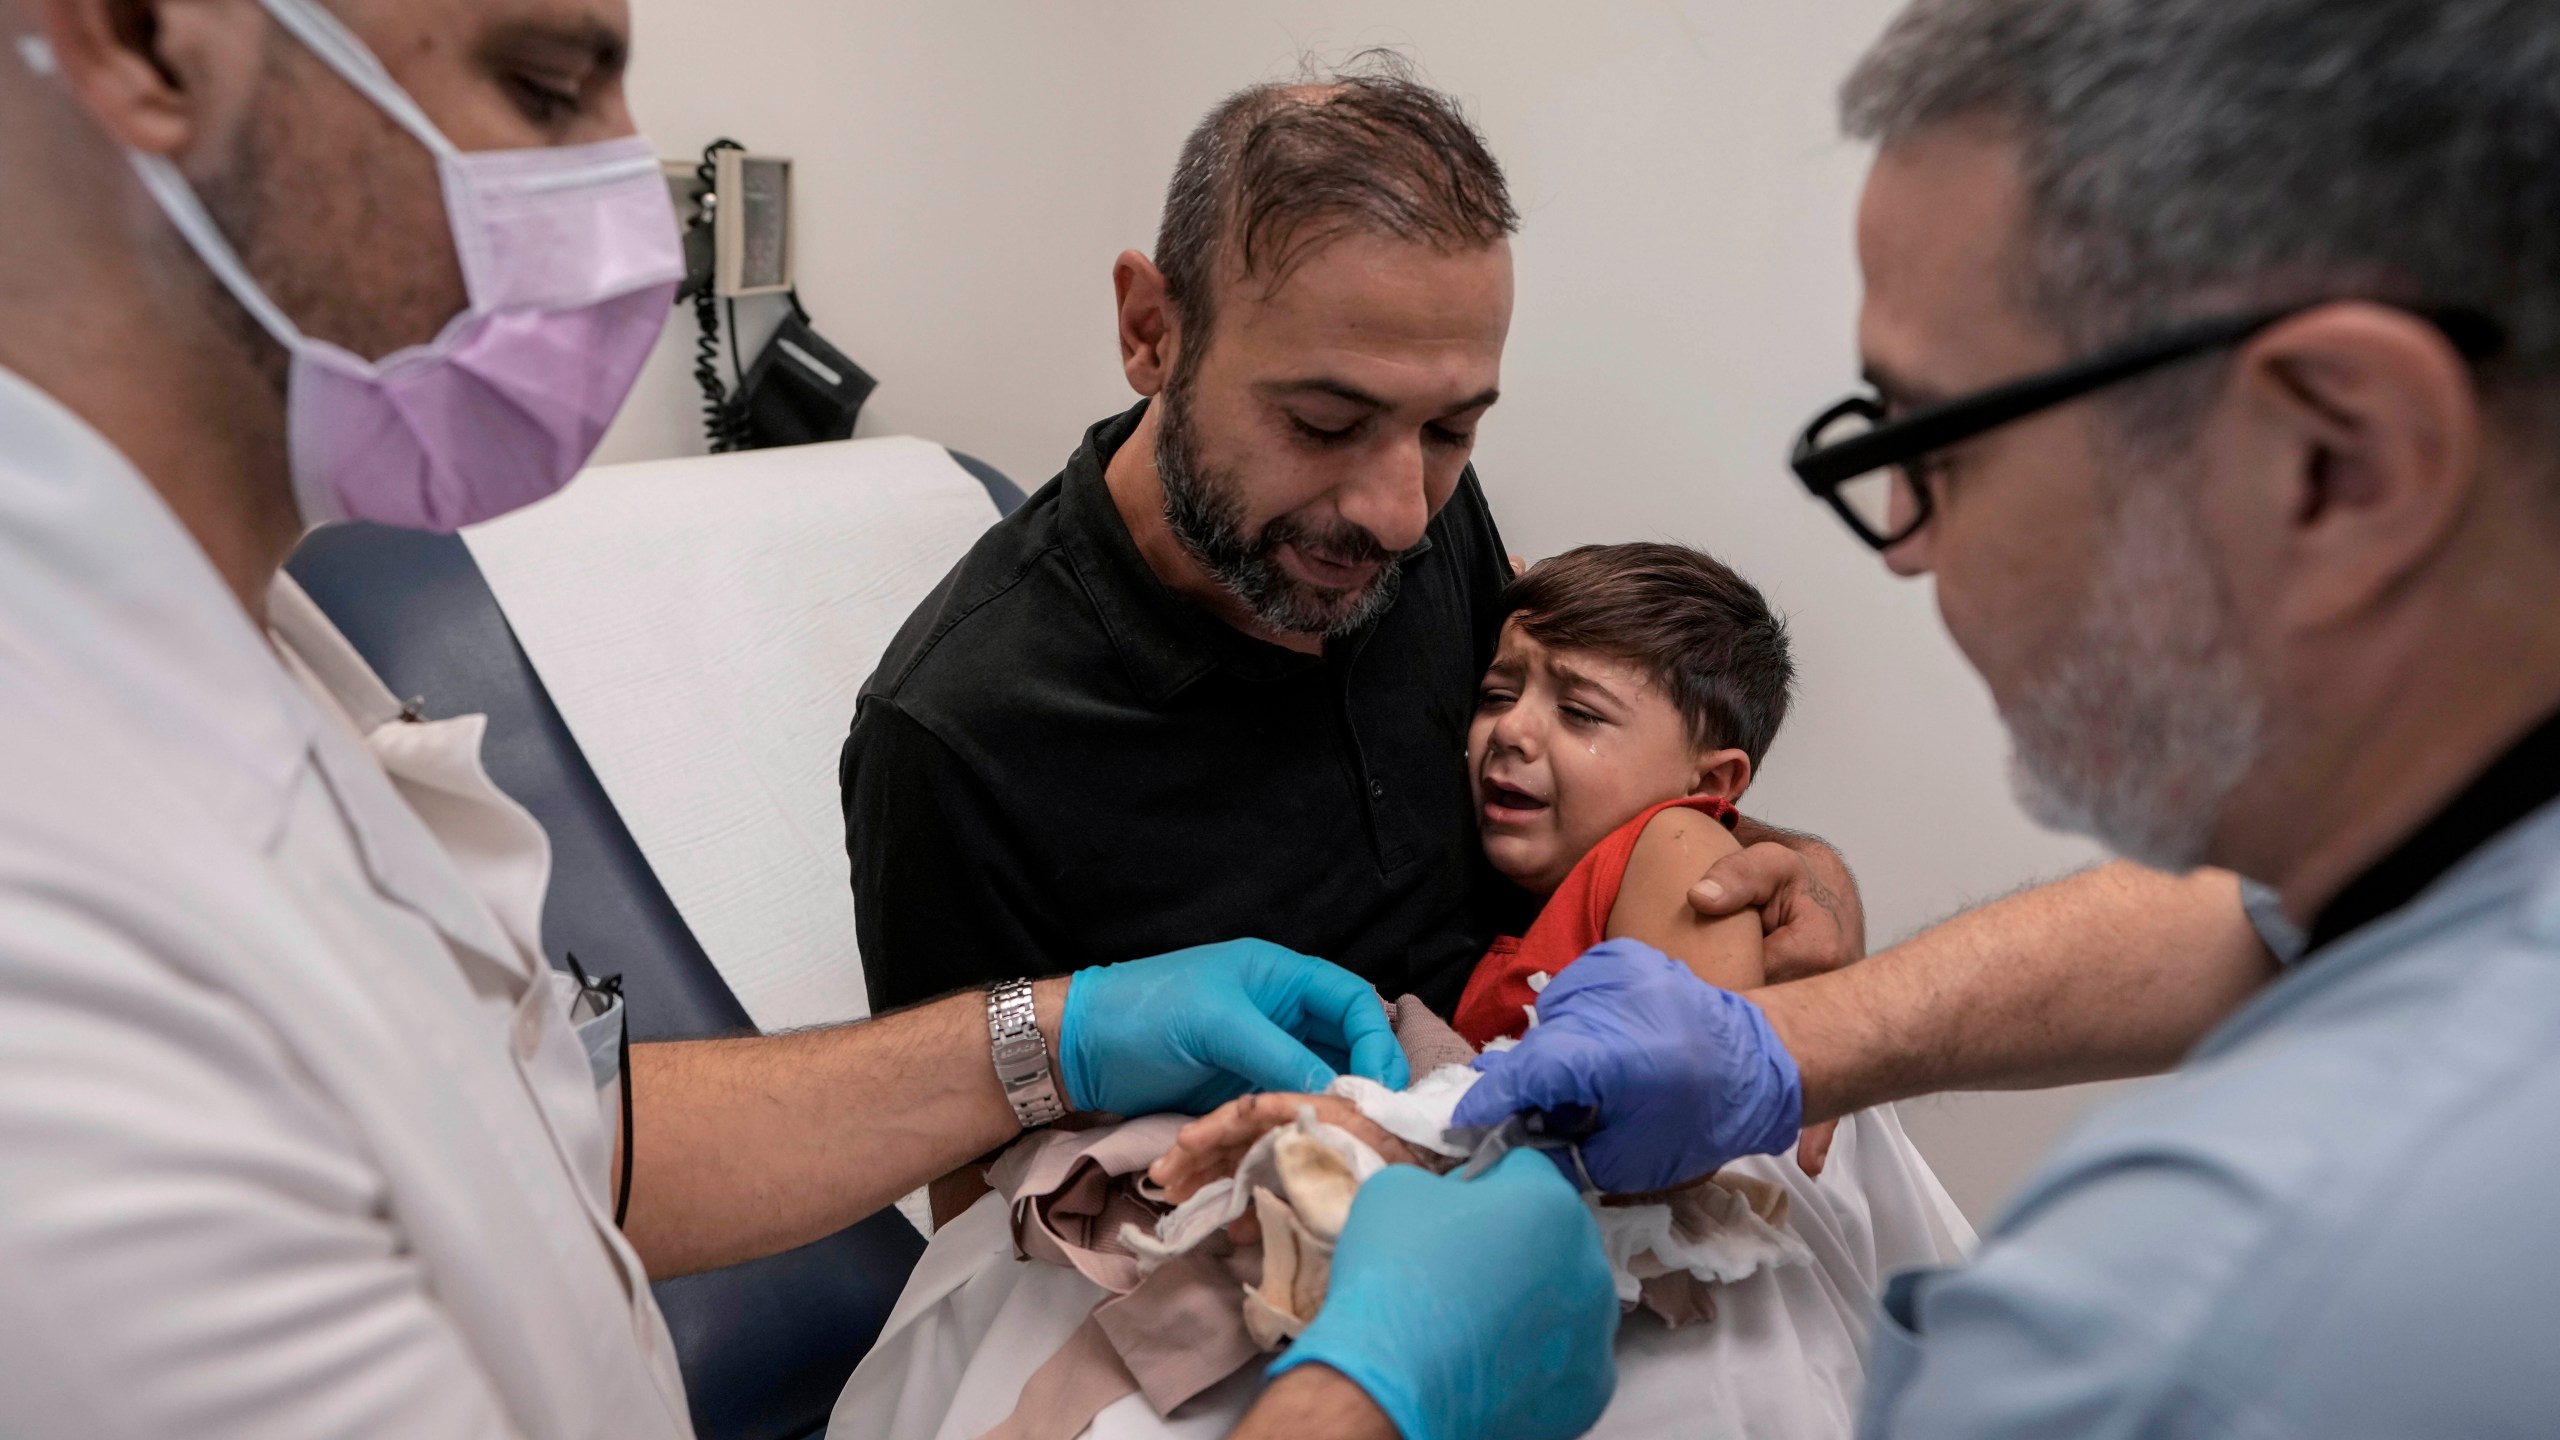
[513,998,545,1061]
[1368,780,1386,802]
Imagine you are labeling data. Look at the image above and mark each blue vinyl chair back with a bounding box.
[286,448,1025,1440]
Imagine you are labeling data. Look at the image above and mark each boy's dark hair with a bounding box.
[1504,543,1795,768]
[1155,51,1518,358]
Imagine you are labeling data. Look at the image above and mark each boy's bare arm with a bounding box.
[1740,863,2279,1124]
[1617,808,1846,1173]
[1609,808,1765,991]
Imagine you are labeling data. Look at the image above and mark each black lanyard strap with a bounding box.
[2307,706,2560,955]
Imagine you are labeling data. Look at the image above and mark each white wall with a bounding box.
[605,0,2129,1227]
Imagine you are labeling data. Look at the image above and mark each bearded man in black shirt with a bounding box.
[842,57,1856,1028]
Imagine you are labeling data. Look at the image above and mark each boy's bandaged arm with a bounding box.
[1751,863,2279,1125]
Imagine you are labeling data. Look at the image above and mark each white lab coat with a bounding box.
[0,366,692,1437]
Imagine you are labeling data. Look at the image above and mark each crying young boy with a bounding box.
[1152,541,1824,1192]
[1455,541,1793,1044]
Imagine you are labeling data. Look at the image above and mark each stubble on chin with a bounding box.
[1153,375,1406,640]
[1998,482,2265,873]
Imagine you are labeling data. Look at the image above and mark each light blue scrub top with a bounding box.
[1859,794,2560,1438]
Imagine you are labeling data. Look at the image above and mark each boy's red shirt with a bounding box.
[1451,794,1738,1049]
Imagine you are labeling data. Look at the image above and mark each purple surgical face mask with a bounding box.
[115,0,682,532]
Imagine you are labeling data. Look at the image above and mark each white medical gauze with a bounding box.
[1601,1180,1809,1306]
[1327,1064,1483,1158]
[1329,1062,1813,1308]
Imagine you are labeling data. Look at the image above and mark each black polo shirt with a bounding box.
[841,401,1529,1015]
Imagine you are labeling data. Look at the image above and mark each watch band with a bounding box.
[986,979,1066,1129]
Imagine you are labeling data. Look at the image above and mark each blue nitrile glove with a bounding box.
[1058,939,1410,1115]
[1451,939,1801,1194]
[1271,1149,1618,1440]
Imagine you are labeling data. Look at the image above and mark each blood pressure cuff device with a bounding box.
[739,306,877,449]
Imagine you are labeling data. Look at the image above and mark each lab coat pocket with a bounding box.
[572,984,627,1096]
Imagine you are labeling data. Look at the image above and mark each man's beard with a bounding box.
[2000,480,2266,872]
[1154,367,1409,640]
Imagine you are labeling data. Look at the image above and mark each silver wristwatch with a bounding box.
[986,979,1065,1129]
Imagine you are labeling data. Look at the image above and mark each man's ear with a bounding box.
[2233,301,2486,632]
[1688,747,1752,801]
[35,0,224,155]
[1112,248,1181,398]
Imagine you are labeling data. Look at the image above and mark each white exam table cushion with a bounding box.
[464,435,998,1033]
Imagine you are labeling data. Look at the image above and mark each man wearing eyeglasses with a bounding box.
[1460,0,2560,1432]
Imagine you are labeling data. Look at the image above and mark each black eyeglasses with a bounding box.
[1791,301,2508,551]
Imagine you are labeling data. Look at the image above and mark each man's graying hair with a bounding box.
[1155,51,1517,355]
[1843,0,2560,401]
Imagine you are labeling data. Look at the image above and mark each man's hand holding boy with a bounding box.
[1702,822,1867,982]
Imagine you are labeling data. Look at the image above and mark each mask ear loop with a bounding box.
[112,0,464,346]
[123,149,352,526]
[124,153,308,354]
[248,0,459,161]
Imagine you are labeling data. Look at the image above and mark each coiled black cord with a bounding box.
[689,139,755,453]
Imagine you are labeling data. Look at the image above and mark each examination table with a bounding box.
[287,447,1026,1440]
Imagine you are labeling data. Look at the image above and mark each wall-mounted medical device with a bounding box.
[715,150,795,296]
[664,140,875,454]
[660,149,795,299]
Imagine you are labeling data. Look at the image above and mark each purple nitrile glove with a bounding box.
[1451,939,1803,1193]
